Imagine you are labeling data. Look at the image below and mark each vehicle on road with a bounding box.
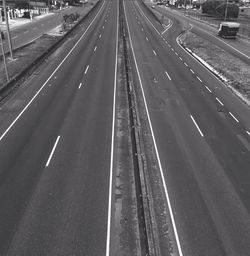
[218,22,240,39]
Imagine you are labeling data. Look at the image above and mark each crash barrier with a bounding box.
[0,0,101,97]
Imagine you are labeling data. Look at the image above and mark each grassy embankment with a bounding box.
[180,31,250,105]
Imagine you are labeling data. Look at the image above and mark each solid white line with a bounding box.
[46,136,60,167]
[205,86,212,93]
[190,115,204,137]
[165,71,171,80]
[0,1,105,143]
[153,50,157,55]
[216,97,224,106]
[78,82,82,89]
[197,76,202,83]
[105,2,119,256]
[84,65,89,74]
[124,3,184,256]
[94,46,97,52]
[229,112,239,123]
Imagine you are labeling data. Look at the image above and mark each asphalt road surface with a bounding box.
[0,0,250,255]
[124,0,250,255]
[0,0,119,254]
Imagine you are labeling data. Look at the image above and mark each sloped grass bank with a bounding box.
[180,31,250,105]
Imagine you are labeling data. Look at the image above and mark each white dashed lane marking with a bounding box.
[229,112,239,123]
[84,65,89,75]
[216,97,224,106]
[197,76,202,83]
[165,71,171,80]
[153,50,157,56]
[205,86,212,93]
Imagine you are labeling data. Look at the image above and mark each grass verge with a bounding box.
[180,31,250,105]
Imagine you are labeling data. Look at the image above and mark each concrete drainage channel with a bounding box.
[119,1,159,255]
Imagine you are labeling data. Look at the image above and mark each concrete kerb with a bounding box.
[0,0,101,97]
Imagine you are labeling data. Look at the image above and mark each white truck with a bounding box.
[218,22,240,39]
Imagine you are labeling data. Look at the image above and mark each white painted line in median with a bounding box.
[124,3,184,256]
[190,115,204,137]
[216,97,224,106]
[46,136,60,167]
[229,112,239,123]
[84,65,89,74]
[165,71,171,80]
[0,1,106,143]
[106,2,119,256]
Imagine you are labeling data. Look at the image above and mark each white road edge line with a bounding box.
[165,71,171,80]
[190,115,204,137]
[229,112,239,123]
[216,97,224,106]
[105,2,119,256]
[84,65,89,74]
[0,2,105,143]
[46,136,60,167]
[124,3,184,256]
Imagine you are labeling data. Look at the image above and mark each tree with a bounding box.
[202,0,239,19]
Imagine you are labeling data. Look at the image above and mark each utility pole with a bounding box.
[3,0,14,60]
[0,28,10,82]
[224,0,228,21]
